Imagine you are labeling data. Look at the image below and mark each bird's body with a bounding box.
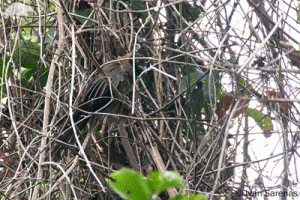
[53,54,146,160]
[79,58,134,116]
[74,55,146,127]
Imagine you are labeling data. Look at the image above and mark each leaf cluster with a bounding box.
[108,168,207,200]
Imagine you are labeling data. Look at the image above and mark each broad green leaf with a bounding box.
[13,40,41,82]
[185,84,206,117]
[217,92,224,99]
[180,68,204,93]
[131,0,147,11]
[169,50,184,63]
[23,27,31,35]
[0,57,13,77]
[108,169,184,200]
[186,4,203,22]
[227,58,237,64]
[182,82,206,135]
[13,40,41,60]
[169,48,201,76]
[21,68,34,85]
[247,108,273,132]
[175,3,202,23]
[147,171,182,196]
[202,70,220,104]
[94,130,101,135]
[130,0,148,20]
[75,8,93,26]
[180,68,207,134]
[108,168,152,200]
[182,83,206,117]
[13,40,49,89]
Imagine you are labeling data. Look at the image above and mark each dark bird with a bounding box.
[54,53,147,161]
[74,53,146,128]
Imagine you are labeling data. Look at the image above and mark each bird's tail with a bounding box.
[51,110,90,160]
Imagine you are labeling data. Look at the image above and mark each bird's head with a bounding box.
[130,53,148,76]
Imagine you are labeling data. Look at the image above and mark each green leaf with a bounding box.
[180,67,206,119]
[187,4,203,22]
[15,40,41,58]
[23,27,31,35]
[170,49,201,77]
[21,68,34,85]
[130,0,148,20]
[175,3,202,23]
[108,169,184,200]
[0,57,13,77]
[13,40,49,89]
[170,194,207,200]
[75,8,93,26]
[169,50,184,62]
[131,0,147,11]
[108,168,152,200]
[216,92,224,99]
[13,40,40,69]
[147,171,182,196]
[0,57,13,93]
[94,130,101,135]
[180,67,207,134]
[182,82,206,135]
[180,68,204,93]
[44,27,56,45]
[247,108,273,132]
[183,84,206,118]
[202,70,220,104]
[227,58,237,64]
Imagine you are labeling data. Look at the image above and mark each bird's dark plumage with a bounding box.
[81,58,134,112]
[54,53,146,159]
[74,54,146,125]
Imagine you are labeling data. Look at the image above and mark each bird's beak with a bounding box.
[137,65,147,71]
